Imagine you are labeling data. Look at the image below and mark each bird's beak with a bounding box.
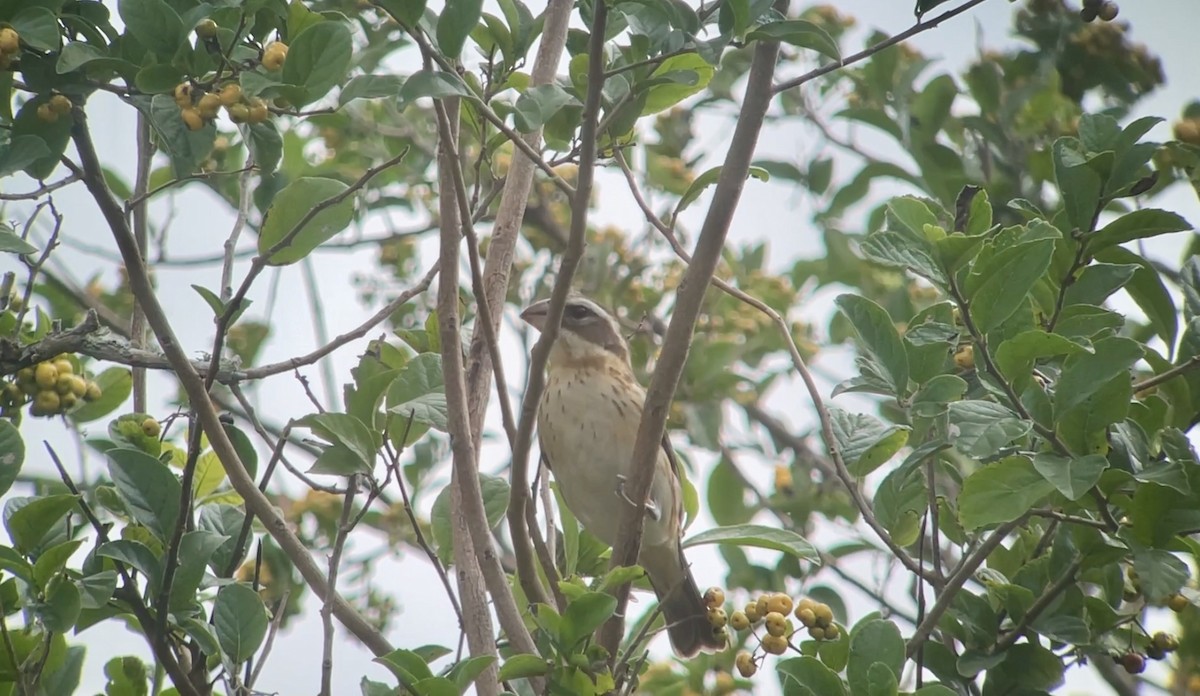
[519,299,550,331]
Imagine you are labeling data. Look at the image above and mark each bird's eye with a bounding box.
[566,304,593,320]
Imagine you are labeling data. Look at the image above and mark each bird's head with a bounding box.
[520,295,630,367]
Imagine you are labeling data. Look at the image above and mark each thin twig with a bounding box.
[0,174,80,200]
[320,476,358,696]
[1132,355,1200,393]
[991,556,1082,653]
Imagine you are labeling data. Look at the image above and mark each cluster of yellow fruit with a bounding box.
[0,27,19,69]
[174,82,269,131]
[3,356,102,419]
[1079,0,1118,22]
[1174,119,1200,146]
[703,588,839,679]
[35,94,73,124]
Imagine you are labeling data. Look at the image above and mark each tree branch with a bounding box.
[599,25,781,657]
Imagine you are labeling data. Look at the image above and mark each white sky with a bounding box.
[2,1,1199,694]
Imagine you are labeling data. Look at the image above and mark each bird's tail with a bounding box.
[642,544,725,657]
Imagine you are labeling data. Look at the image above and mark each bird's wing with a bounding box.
[661,433,686,527]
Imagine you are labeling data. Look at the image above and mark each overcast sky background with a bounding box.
[2,1,1200,694]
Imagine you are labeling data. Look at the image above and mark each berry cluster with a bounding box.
[175,81,270,131]
[1079,0,1118,22]
[1115,629,1179,675]
[702,588,839,680]
[0,27,18,69]
[3,356,103,420]
[35,94,72,124]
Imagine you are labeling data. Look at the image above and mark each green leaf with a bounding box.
[134,64,185,94]
[673,164,769,219]
[707,456,753,525]
[497,654,549,681]
[397,70,472,105]
[1090,208,1191,252]
[1096,246,1178,347]
[144,94,215,178]
[0,136,51,181]
[866,662,899,696]
[374,0,426,26]
[947,400,1031,458]
[339,75,404,106]
[958,456,1053,530]
[1055,337,1143,416]
[776,657,846,696]
[642,53,716,115]
[281,21,354,107]
[386,353,449,432]
[213,583,269,664]
[834,295,909,397]
[430,473,509,565]
[376,648,435,684]
[847,620,904,696]
[11,7,60,51]
[828,408,910,476]
[38,578,81,633]
[12,97,71,180]
[1133,548,1189,601]
[1053,137,1103,233]
[748,20,839,60]
[1032,453,1107,501]
[0,420,24,498]
[106,448,182,543]
[560,592,617,647]
[119,0,185,58]
[299,413,377,476]
[1063,262,1137,306]
[873,464,925,547]
[169,531,228,610]
[964,238,1054,333]
[258,177,356,265]
[994,330,1086,392]
[682,524,819,561]
[4,495,78,555]
[513,84,579,133]
[69,367,133,424]
[247,121,283,177]
[859,231,946,287]
[436,0,484,59]
[33,539,83,590]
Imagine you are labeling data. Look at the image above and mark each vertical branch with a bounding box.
[321,476,358,696]
[129,114,153,412]
[598,28,782,656]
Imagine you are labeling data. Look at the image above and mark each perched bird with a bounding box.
[521,295,723,657]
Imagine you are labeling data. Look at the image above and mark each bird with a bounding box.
[520,295,723,657]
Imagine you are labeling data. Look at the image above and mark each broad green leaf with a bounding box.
[959,456,1053,530]
[169,531,228,610]
[0,136,51,180]
[436,0,484,59]
[1090,208,1191,252]
[993,330,1086,392]
[214,583,269,663]
[32,539,83,589]
[12,97,72,180]
[387,353,448,433]
[96,540,162,585]
[106,448,182,543]
[498,654,549,681]
[747,20,839,60]
[1032,453,1107,501]
[258,177,355,265]
[1063,262,1137,306]
[11,7,60,51]
[846,620,904,696]
[1055,337,1143,416]
[144,94,215,178]
[866,662,899,696]
[964,238,1054,332]
[947,400,1031,458]
[38,578,81,633]
[707,456,753,525]
[299,413,377,476]
[447,655,497,693]
[397,70,471,106]
[886,196,940,237]
[4,495,78,554]
[673,164,769,218]
[281,21,354,107]
[247,121,283,177]
[513,84,579,133]
[776,657,846,696]
[69,367,133,424]
[376,648,435,684]
[430,473,509,565]
[119,0,184,58]
[1053,137,1103,233]
[873,464,924,547]
[643,53,715,114]
[560,592,617,647]
[859,231,946,287]
[835,295,909,397]
[1096,246,1179,347]
[828,408,909,476]
[339,75,404,106]
[0,419,24,498]
[1133,547,1189,601]
[682,524,819,561]
[1056,373,1131,455]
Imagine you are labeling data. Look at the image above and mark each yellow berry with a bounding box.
[262,42,287,71]
[796,608,816,627]
[767,594,794,616]
[813,603,834,628]
[181,108,204,131]
[195,18,218,39]
[34,390,59,414]
[761,634,788,655]
[774,464,793,494]
[15,367,34,385]
[48,94,72,115]
[34,363,57,389]
[954,344,975,370]
[711,625,728,645]
[173,82,193,106]
[60,393,77,410]
[744,601,761,623]
[197,92,221,118]
[142,418,161,438]
[765,612,788,637]
[735,651,756,678]
[707,607,727,629]
[808,625,827,640]
[66,375,87,398]
[0,28,18,55]
[1168,593,1189,612]
[824,624,840,641]
[247,98,269,124]
[52,358,73,376]
[36,103,57,123]
[1098,1,1118,20]
[227,103,249,123]
[703,587,725,609]
[755,595,769,619]
[729,611,750,631]
[218,83,242,107]
[83,381,102,402]
[1153,632,1178,652]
